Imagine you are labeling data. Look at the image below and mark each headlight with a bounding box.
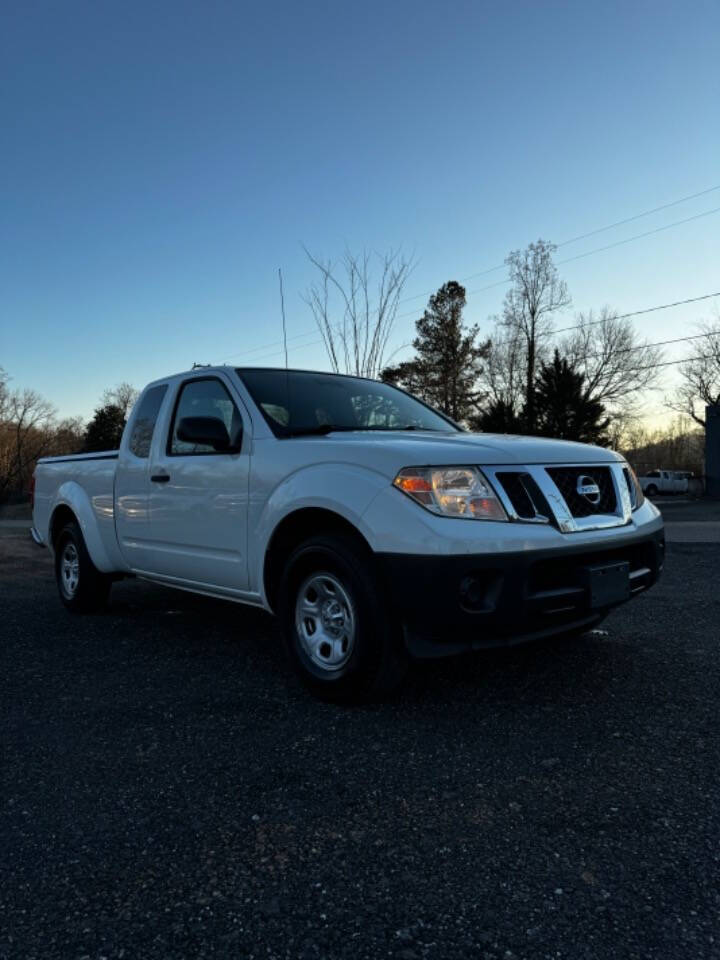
[625,464,645,510]
[393,466,507,521]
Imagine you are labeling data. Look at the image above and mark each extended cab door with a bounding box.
[145,374,251,594]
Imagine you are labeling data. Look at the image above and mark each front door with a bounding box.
[146,375,250,594]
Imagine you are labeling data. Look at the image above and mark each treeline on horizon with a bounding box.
[2,238,718,502]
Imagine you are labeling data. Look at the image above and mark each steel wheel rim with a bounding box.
[60,542,80,598]
[294,572,356,673]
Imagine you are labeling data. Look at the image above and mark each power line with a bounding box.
[238,312,720,376]
[232,290,720,366]
[550,291,720,339]
[237,323,720,370]
[555,183,720,248]
[236,337,325,366]
[222,325,324,363]
[575,328,719,365]
[221,187,720,363]
[227,288,720,367]
[407,291,720,367]
[556,206,720,268]
[388,206,720,322]
[394,183,720,306]
[435,207,720,310]
[622,351,719,375]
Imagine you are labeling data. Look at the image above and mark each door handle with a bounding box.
[151,473,170,483]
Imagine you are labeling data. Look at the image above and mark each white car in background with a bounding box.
[637,469,689,497]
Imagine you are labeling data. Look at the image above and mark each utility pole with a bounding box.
[706,405,720,497]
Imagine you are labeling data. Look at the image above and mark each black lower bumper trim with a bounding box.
[377,527,664,658]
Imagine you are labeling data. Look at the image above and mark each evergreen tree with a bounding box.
[83,403,126,452]
[532,350,609,444]
[381,281,488,423]
[471,399,522,434]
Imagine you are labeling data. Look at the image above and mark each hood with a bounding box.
[289,430,622,476]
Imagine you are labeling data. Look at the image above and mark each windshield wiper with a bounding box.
[284,423,446,437]
[358,424,445,432]
[283,424,358,437]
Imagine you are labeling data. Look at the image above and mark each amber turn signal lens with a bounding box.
[469,497,506,520]
[394,474,432,493]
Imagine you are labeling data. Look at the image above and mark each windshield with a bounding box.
[237,369,459,437]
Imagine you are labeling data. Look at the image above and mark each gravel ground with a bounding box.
[653,499,720,522]
[1,531,719,960]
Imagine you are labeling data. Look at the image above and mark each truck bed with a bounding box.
[33,450,122,573]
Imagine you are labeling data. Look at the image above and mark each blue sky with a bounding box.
[2,0,719,422]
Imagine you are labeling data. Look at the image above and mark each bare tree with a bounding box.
[603,407,646,452]
[102,382,139,419]
[48,416,85,456]
[476,316,527,414]
[0,387,57,501]
[667,317,720,427]
[303,247,414,378]
[501,239,570,430]
[621,415,705,475]
[560,307,664,414]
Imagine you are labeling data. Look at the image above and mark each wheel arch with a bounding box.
[49,503,78,549]
[47,482,123,573]
[263,507,374,613]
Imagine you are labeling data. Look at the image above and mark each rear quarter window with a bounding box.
[128,385,168,458]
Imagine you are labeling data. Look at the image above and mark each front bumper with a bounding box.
[378,526,665,658]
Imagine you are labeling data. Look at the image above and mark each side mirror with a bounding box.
[177,416,240,452]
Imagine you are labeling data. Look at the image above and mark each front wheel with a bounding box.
[277,534,408,702]
[55,520,112,613]
[645,484,658,498]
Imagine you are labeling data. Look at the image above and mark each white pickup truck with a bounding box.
[32,366,664,701]
[637,469,689,498]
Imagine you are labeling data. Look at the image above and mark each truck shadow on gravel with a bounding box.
[104,577,629,710]
[404,631,629,706]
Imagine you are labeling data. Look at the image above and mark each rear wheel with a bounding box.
[55,520,112,613]
[646,484,658,498]
[277,533,407,702]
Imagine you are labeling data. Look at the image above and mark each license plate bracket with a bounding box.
[581,561,631,609]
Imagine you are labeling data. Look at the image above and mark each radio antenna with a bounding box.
[278,268,288,369]
[278,267,291,431]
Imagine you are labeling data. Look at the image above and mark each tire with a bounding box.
[277,533,408,703]
[646,484,658,498]
[54,520,112,613]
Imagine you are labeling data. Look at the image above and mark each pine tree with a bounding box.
[472,399,522,434]
[83,403,126,452]
[533,350,609,444]
[381,281,488,423]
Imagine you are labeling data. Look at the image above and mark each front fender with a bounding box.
[250,463,389,599]
[50,481,125,574]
